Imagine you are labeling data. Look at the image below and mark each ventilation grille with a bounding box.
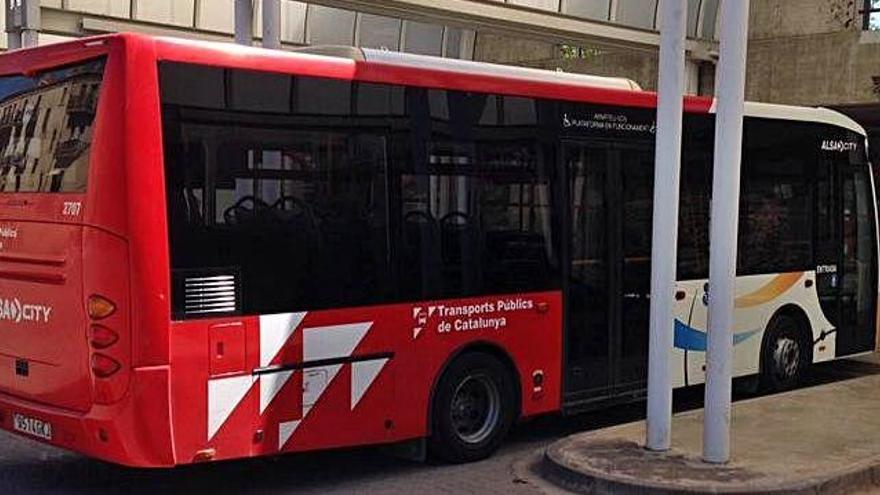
[174,270,240,318]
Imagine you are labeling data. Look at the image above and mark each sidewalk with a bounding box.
[539,366,880,494]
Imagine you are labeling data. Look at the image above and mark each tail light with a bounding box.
[91,353,121,378]
[89,325,119,350]
[88,295,116,320]
[88,298,120,380]
[84,230,130,405]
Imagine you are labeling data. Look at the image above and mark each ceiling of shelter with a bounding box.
[498,0,721,40]
[26,0,721,56]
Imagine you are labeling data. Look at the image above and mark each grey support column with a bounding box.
[234,0,254,46]
[262,0,281,49]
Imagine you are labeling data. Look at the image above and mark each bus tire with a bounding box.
[428,352,516,463]
[759,313,811,392]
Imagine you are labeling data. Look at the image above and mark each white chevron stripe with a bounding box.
[302,322,372,362]
[302,363,343,416]
[260,370,295,413]
[275,320,374,450]
[279,420,301,448]
[208,375,257,440]
[351,358,389,410]
[260,312,306,368]
[279,363,343,450]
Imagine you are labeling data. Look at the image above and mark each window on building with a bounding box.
[615,0,657,30]
[445,27,463,58]
[359,13,401,50]
[196,0,234,33]
[701,0,720,39]
[862,0,880,30]
[133,0,194,27]
[686,0,701,38]
[281,1,308,43]
[506,0,560,12]
[402,21,443,56]
[307,5,356,45]
[66,0,130,18]
[562,0,611,21]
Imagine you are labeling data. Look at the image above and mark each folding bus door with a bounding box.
[563,140,664,404]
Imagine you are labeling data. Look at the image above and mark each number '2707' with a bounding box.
[62,202,82,217]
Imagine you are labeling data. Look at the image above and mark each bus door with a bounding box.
[563,140,657,402]
[817,150,878,357]
[837,160,878,355]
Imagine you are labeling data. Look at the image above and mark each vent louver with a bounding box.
[174,270,240,318]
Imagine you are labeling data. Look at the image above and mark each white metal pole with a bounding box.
[646,0,687,453]
[262,0,281,49]
[703,0,750,465]
[234,0,253,46]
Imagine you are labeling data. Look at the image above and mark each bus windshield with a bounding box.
[0,57,105,193]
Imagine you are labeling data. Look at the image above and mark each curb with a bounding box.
[539,438,880,495]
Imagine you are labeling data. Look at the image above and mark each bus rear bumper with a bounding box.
[0,366,175,468]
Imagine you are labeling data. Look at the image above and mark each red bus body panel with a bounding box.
[0,222,90,412]
[0,33,710,467]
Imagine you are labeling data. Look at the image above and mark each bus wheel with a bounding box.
[428,352,516,463]
[760,314,810,392]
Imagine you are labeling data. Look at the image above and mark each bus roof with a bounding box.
[307,45,644,92]
[738,101,866,137]
[1,33,866,137]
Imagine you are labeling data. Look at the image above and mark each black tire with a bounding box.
[428,352,517,463]
[760,314,811,392]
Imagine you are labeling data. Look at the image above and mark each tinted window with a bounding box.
[0,58,105,193]
[738,120,815,275]
[677,114,713,280]
[395,89,561,299]
[161,65,390,316]
[678,117,820,279]
[162,65,562,317]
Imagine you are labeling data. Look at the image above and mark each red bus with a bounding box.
[0,34,875,467]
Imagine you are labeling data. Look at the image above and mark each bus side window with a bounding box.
[677,114,713,281]
[161,64,393,316]
[737,120,814,276]
[395,88,561,300]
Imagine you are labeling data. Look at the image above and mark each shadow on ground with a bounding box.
[1,357,877,495]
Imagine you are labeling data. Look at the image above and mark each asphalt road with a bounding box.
[2,356,878,495]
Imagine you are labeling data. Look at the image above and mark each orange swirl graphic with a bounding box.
[734,272,804,309]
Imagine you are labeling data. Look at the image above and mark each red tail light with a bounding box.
[89,325,119,350]
[87,295,116,320]
[91,353,121,378]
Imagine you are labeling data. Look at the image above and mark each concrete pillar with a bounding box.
[20,0,37,48]
[234,0,253,46]
[262,0,281,49]
[6,0,39,50]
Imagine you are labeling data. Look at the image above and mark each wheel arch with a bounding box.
[763,303,815,365]
[425,341,523,435]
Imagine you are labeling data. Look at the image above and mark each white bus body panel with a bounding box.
[672,271,836,387]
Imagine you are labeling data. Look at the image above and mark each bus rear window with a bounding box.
[0,57,106,193]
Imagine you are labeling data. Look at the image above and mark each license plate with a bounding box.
[12,414,53,441]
